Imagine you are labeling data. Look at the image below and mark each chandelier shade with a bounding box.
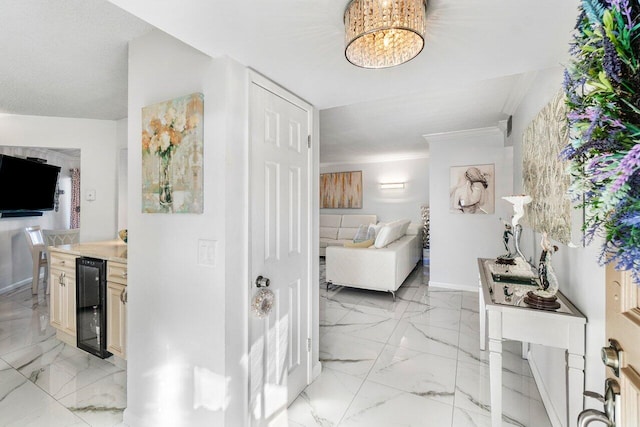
[344,0,427,69]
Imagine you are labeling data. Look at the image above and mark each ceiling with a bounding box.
[1,0,579,163]
[0,0,152,120]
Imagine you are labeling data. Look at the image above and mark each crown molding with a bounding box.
[422,126,504,144]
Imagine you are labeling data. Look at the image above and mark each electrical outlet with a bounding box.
[198,240,217,266]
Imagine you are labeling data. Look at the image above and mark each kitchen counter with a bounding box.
[49,239,127,264]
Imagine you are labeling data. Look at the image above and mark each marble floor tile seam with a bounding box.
[320,311,411,357]
[0,351,121,409]
[332,372,372,427]
[335,378,458,427]
[328,332,397,427]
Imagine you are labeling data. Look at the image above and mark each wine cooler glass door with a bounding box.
[76,257,110,358]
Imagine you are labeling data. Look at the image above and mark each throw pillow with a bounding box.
[368,222,383,239]
[374,219,411,248]
[344,238,374,248]
[352,224,369,243]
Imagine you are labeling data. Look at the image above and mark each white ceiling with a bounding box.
[2,0,578,163]
[0,0,152,120]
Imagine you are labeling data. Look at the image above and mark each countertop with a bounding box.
[49,239,127,264]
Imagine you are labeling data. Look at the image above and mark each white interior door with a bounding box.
[249,79,311,426]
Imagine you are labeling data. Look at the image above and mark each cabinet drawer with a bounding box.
[49,252,78,274]
[107,261,128,285]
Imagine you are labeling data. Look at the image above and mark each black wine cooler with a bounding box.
[76,257,111,359]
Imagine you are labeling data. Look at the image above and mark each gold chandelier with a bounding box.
[344,0,427,69]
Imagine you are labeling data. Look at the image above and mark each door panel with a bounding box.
[249,81,310,426]
[606,264,640,425]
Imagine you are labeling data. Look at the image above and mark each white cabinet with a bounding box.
[49,251,78,338]
[107,261,127,359]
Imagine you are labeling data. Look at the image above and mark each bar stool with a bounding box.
[23,226,48,295]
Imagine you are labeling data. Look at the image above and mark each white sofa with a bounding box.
[320,214,377,256]
[325,221,422,300]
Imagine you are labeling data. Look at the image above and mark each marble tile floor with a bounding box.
[288,261,552,427]
[0,281,126,427]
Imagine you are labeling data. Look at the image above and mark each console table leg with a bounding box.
[479,283,486,351]
[567,352,585,427]
[489,338,503,427]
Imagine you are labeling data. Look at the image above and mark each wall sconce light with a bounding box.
[380,182,405,189]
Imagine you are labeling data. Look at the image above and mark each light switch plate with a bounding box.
[86,189,96,201]
[198,240,217,266]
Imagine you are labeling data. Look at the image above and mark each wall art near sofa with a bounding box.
[320,171,363,209]
[449,164,495,214]
[142,92,204,214]
[522,89,571,244]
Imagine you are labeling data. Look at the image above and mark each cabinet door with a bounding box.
[107,282,126,359]
[49,252,78,336]
[63,273,76,335]
[49,268,65,329]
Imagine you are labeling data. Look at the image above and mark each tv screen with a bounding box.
[0,154,61,212]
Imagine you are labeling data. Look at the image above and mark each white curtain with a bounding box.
[70,168,80,229]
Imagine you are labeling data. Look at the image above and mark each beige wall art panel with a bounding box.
[522,89,572,244]
[320,171,363,209]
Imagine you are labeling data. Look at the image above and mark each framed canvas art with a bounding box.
[320,171,363,209]
[142,93,204,213]
[450,164,495,214]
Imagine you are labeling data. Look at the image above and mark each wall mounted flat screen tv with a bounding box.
[0,154,61,214]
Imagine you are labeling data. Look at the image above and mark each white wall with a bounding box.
[510,66,605,426]
[126,29,245,427]
[320,157,429,224]
[0,117,119,293]
[426,127,513,290]
[117,118,128,231]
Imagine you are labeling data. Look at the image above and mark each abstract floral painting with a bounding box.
[320,171,362,208]
[522,90,571,244]
[142,93,204,213]
[449,164,495,214]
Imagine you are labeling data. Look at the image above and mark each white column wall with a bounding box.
[126,30,235,427]
[426,127,513,290]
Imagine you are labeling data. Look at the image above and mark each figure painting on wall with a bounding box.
[449,164,495,214]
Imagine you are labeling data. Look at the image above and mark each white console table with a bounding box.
[477,258,587,427]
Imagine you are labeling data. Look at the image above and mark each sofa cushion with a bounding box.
[406,222,421,236]
[320,214,342,228]
[340,215,377,228]
[320,227,339,239]
[337,227,359,240]
[398,220,411,236]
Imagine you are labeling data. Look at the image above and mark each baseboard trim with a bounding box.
[428,280,476,292]
[527,350,563,427]
[312,361,322,382]
[0,278,32,295]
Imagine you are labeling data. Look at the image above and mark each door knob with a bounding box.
[579,379,620,427]
[255,275,270,288]
[601,339,622,377]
